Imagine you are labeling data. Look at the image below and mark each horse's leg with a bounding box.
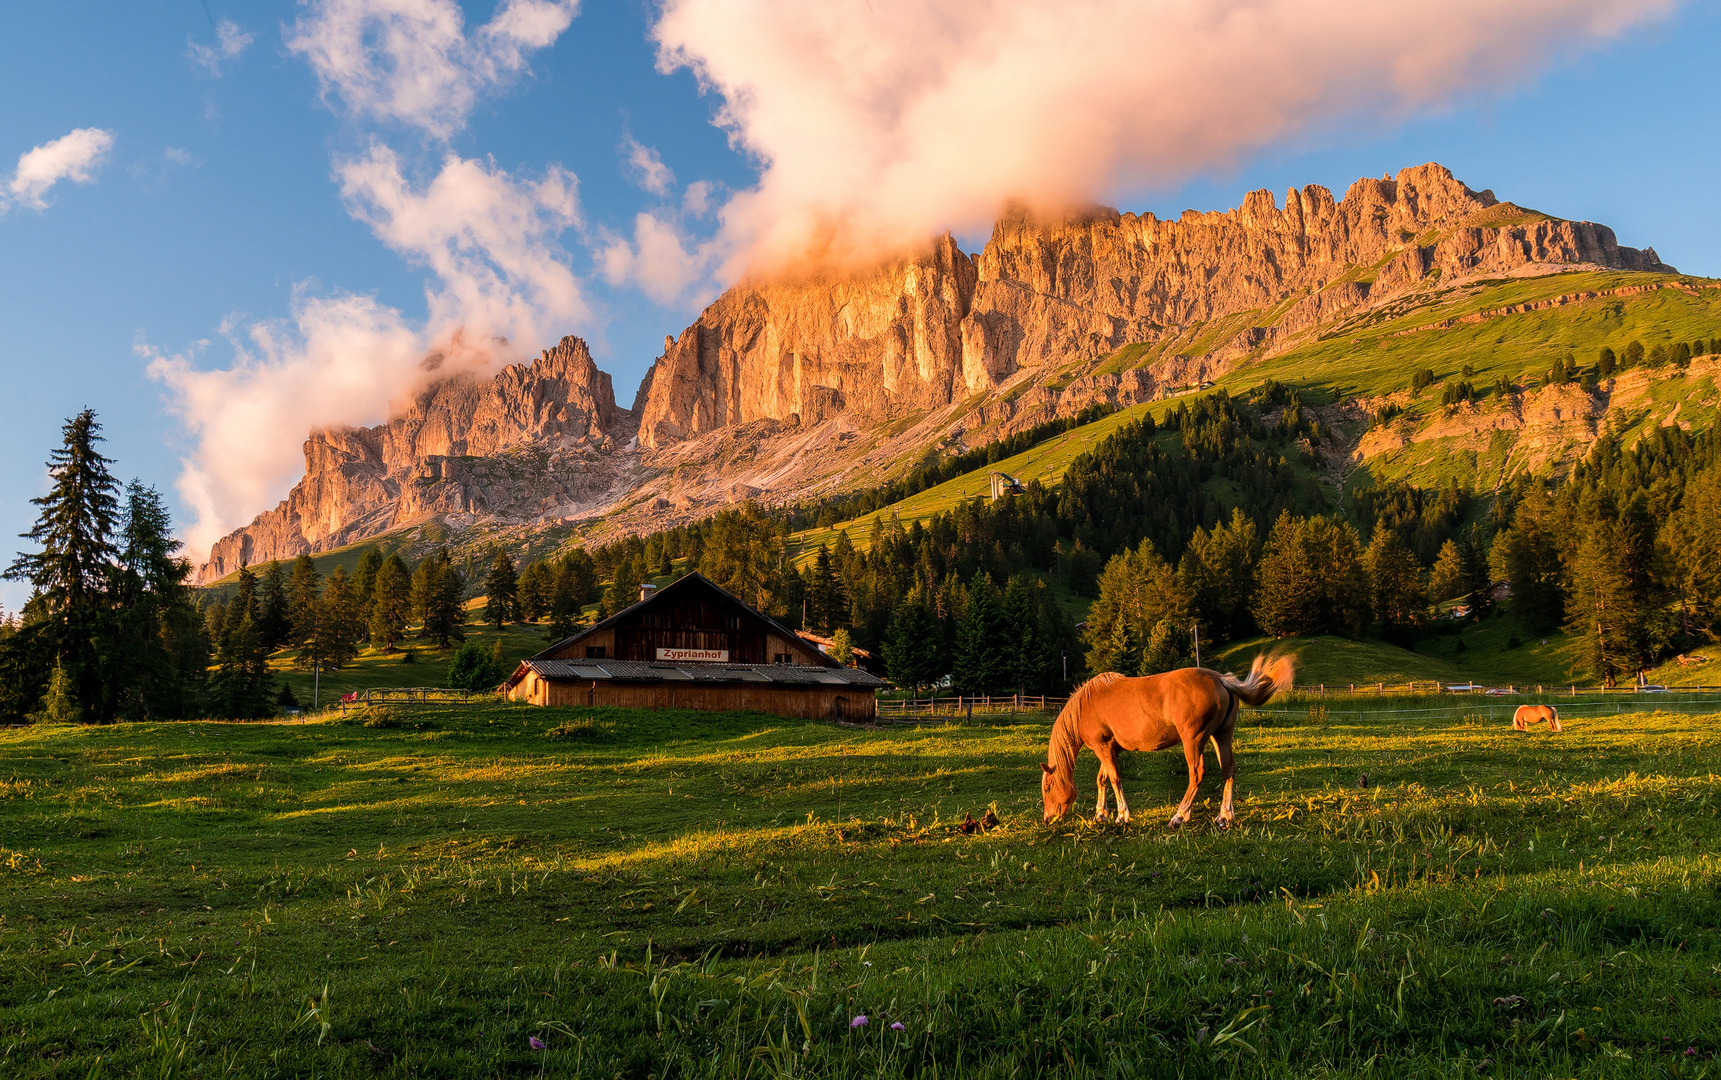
[1096,741,1131,823]
[1549,713,1563,733]
[1212,730,1238,828]
[1094,745,1109,821]
[1168,737,1205,829]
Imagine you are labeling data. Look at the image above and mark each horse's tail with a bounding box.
[1220,650,1295,708]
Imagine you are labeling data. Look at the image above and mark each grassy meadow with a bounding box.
[2,697,1718,1078]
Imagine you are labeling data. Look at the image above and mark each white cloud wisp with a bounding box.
[286,0,580,138]
[5,128,115,212]
[188,18,255,76]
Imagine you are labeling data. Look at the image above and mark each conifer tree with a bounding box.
[314,566,362,670]
[110,481,207,720]
[212,604,274,718]
[1178,508,1259,642]
[1428,540,1467,604]
[4,409,121,722]
[288,554,321,649]
[1141,619,1191,675]
[1565,522,1643,685]
[369,554,413,651]
[351,547,383,637]
[882,591,944,692]
[1490,485,1564,633]
[953,575,1009,694]
[606,555,643,615]
[482,546,519,628]
[413,549,466,648]
[1364,528,1425,641]
[1000,575,1047,692]
[258,561,292,652]
[516,561,552,622]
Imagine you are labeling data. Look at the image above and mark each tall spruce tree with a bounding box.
[111,482,207,720]
[1365,528,1425,641]
[288,554,321,651]
[413,549,466,647]
[315,566,363,670]
[368,554,413,651]
[4,410,121,722]
[257,561,292,652]
[482,546,519,629]
[882,590,944,692]
[952,575,1009,694]
[1178,508,1259,643]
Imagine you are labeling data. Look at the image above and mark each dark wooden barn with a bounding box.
[502,572,887,720]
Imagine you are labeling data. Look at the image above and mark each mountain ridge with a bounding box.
[195,162,1678,584]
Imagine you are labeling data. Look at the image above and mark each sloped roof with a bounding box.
[515,658,886,689]
[530,571,839,668]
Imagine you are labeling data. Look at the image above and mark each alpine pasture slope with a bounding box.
[1,699,1716,1076]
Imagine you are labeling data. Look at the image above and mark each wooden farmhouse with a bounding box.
[502,572,887,720]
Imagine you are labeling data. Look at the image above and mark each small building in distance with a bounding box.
[502,572,887,720]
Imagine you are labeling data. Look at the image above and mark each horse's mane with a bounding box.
[1049,672,1126,773]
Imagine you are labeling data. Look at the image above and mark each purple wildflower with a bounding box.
[850,1015,868,1028]
[529,1036,546,1051]
[1687,1048,1698,1058]
[890,1022,906,1031]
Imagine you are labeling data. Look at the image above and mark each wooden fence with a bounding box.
[876,694,1068,724]
[338,687,486,715]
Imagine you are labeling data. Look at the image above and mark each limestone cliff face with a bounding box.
[635,235,979,447]
[199,337,630,581]
[636,164,1669,446]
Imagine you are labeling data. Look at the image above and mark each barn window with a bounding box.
[585,646,607,659]
[773,652,790,664]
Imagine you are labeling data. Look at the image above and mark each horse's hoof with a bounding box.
[1214,816,1233,829]
[1166,816,1184,830]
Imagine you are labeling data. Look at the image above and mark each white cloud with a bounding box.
[336,143,589,347]
[152,146,590,555]
[5,128,115,211]
[621,135,675,195]
[286,0,580,139]
[598,212,711,306]
[187,18,255,76]
[649,0,1683,274]
[145,293,436,557]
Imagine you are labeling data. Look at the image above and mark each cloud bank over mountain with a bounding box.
[600,0,1677,292]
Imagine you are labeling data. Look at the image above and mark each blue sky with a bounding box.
[0,0,1716,610]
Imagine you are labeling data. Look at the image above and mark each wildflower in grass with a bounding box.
[529,1036,546,1050]
[890,1022,906,1031]
[850,1015,868,1028]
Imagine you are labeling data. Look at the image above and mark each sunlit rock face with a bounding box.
[199,163,1672,582]
[633,162,1668,447]
[199,336,630,581]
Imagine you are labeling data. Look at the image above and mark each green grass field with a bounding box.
[3,698,1717,1077]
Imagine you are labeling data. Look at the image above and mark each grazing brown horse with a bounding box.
[1041,653,1295,828]
[1512,704,1563,732]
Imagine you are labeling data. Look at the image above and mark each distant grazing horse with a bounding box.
[1512,704,1563,732]
[1041,653,1295,828]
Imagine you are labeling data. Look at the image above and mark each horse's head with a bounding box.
[1041,762,1074,821]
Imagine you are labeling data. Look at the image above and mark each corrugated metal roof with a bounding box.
[519,658,886,688]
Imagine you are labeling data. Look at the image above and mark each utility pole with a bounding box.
[1193,624,1201,669]
[314,658,320,710]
